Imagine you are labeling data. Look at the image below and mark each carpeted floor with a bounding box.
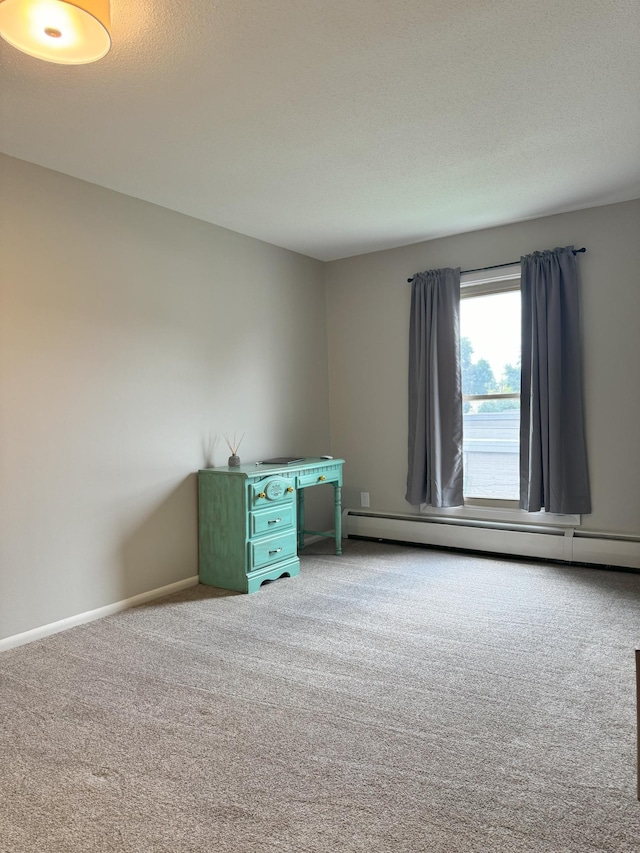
[1,539,639,852]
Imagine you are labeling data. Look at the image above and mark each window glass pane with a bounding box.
[463,409,520,499]
[461,289,521,500]
[460,290,520,395]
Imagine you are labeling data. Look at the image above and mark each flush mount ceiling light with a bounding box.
[0,0,111,64]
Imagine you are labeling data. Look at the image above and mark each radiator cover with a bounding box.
[343,510,640,569]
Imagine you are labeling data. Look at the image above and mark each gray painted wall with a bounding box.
[2,153,638,643]
[325,199,640,537]
[0,155,331,640]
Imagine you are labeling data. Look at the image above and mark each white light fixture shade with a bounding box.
[0,0,111,64]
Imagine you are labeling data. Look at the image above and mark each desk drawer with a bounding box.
[250,505,295,537]
[249,530,297,572]
[298,467,341,488]
[250,477,295,507]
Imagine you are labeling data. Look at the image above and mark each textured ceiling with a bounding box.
[1,0,639,260]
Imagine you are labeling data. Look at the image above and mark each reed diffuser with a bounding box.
[224,432,245,468]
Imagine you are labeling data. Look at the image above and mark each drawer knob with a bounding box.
[269,547,282,555]
[258,492,266,499]
[268,518,281,525]
[319,475,326,481]
[286,486,294,493]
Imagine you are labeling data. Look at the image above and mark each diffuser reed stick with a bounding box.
[224,432,245,467]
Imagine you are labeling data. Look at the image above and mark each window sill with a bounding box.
[419,503,580,529]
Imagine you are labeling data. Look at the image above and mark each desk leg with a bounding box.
[297,488,305,551]
[334,484,342,555]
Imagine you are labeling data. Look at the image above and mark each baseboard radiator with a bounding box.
[343,510,640,570]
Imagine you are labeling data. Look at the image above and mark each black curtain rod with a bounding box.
[406,247,586,283]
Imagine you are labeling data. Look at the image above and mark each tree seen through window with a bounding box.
[461,336,520,412]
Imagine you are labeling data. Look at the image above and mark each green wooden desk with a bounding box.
[198,457,344,593]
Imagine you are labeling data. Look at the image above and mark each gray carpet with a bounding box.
[1,539,639,852]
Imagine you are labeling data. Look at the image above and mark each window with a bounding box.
[460,269,521,502]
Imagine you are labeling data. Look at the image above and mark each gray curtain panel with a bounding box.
[520,246,591,514]
[406,267,464,507]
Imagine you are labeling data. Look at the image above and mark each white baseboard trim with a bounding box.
[344,510,640,569]
[0,575,199,653]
